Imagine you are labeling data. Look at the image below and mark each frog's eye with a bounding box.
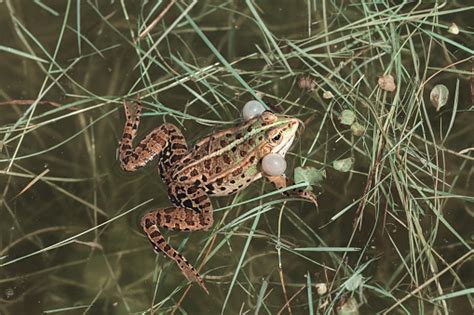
[267,130,283,144]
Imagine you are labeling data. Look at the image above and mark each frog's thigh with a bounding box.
[153,206,213,231]
[151,185,214,231]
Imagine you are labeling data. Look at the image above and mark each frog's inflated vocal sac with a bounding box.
[119,101,316,293]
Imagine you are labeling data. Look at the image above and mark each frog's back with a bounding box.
[170,124,264,195]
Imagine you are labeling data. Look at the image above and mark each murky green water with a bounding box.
[1,1,473,314]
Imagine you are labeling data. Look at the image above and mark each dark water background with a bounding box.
[0,1,473,314]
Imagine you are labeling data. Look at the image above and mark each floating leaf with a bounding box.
[351,122,365,136]
[340,109,355,126]
[314,283,327,295]
[344,273,363,292]
[430,84,449,111]
[323,90,334,99]
[333,157,354,172]
[294,166,326,191]
[448,23,459,35]
[378,74,396,92]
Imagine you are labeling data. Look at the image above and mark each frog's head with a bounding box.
[249,111,302,157]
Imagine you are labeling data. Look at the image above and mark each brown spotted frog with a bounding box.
[119,101,316,293]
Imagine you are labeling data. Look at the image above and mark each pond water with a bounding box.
[0,1,472,314]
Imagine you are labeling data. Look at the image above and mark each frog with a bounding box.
[119,100,317,293]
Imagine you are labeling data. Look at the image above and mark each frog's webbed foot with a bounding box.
[123,100,142,125]
[265,175,318,208]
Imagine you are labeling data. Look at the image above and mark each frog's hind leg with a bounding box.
[119,101,188,173]
[141,200,213,294]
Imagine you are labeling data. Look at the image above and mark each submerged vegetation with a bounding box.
[0,1,473,314]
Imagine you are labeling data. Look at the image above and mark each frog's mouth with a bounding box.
[274,118,301,156]
[276,134,296,156]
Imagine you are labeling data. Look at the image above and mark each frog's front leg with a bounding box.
[119,101,188,173]
[265,175,318,207]
[141,184,214,294]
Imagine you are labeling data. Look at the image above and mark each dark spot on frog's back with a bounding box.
[194,195,207,203]
[204,159,212,170]
[220,139,227,147]
[176,193,187,201]
[223,154,231,164]
[183,199,193,208]
[172,143,187,150]
[185,216,195,225]
[239,150,247,157]
[190,169,198,177]
[170,154,182,163]
[187,186,198,194]
[232,167,243,176]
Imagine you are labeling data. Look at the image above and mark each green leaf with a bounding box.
[344,273,363,291]
[351,122,365,136]
[333,158,354,172]
[340,109,356,126]
[294,166,326,190]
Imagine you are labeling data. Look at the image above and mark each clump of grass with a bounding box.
[0,1,473,314]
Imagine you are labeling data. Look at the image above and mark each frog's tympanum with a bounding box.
[119,101,316,293]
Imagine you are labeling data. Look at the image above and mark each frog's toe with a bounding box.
[123,100,142,120]
[181,263,209,294]
[303,191,318,208]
